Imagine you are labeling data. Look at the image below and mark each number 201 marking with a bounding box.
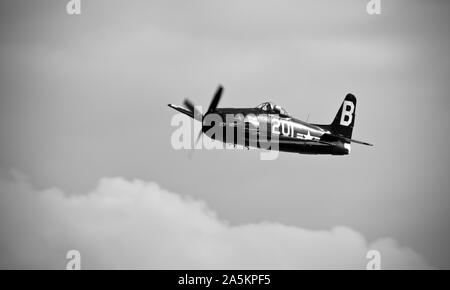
[272,119,294,137]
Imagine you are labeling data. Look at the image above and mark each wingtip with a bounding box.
[168,104,179,110]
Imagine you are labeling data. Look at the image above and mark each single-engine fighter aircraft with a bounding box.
[168,86,373,155]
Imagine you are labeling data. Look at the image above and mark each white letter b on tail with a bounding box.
[340,101,354,126]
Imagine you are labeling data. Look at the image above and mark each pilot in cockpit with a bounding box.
[273,105,282,114]
[256,102,289,116]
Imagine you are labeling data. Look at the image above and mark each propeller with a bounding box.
[183,99,202,121]
[182,85,224,149]
[207,85,223,113]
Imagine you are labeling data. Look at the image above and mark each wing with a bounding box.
[168,104,194,119]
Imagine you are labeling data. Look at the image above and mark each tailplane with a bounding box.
[317,93,373,146]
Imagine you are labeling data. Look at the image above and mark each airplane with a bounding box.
[168,86,373,155]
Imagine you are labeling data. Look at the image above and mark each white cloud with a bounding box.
[0,171,432,269]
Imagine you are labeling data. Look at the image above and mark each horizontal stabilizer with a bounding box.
[343,137,373,146]
[322,132,373,146]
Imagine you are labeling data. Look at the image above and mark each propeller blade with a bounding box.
[207,85,223,113]
[183,99,203,121]
[183,99,195,113]
[195,130,202,148]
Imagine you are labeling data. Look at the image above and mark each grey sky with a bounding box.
[0,0,449,268]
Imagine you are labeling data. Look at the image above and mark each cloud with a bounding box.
[0,171,432,269]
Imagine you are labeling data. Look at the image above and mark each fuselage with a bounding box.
[201,108,350,155]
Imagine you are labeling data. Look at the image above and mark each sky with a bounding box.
[0,0,449,269]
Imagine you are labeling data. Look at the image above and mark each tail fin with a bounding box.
[330,93,356,138]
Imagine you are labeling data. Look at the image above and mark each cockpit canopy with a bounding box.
[255,102,290,116]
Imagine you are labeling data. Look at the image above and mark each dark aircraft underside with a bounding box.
[203,126,350,155]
